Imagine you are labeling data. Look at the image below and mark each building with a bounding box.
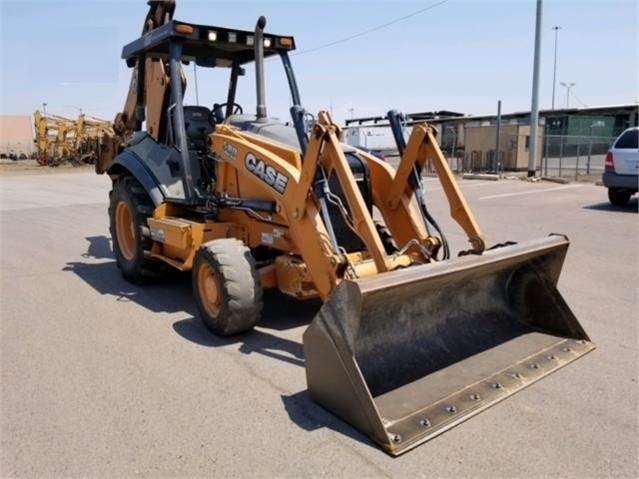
[464,124,543,171]
[344,103,639,171]
[0,115,35,157]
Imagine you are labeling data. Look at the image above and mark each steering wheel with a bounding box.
[208,102,244,126]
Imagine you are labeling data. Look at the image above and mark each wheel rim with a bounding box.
[197,263,221,317]
[115,201,136,260]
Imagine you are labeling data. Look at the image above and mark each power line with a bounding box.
[293,0,450,57]
[570,90,588,107]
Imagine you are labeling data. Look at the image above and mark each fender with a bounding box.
[107,150,165,207]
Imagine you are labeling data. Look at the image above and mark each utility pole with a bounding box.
[528,0,543,177]
[494,100,502,174]
[551,26,561,109]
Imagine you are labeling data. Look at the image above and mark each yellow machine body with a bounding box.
[98,1,595,456]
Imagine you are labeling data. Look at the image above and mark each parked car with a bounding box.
[602,127,638,206]
[352,145,386,161]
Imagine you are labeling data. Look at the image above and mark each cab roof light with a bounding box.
[246,35,254,46]
[175,24,194,35]
[227,32,237,43]
[263,37,272,48]
[208,30,218,41]
[279,37,293,48]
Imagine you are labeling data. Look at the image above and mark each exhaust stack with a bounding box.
[254,16,267,122]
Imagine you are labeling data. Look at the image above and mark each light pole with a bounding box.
[561,82,575,108]
[42,102,47,115]
[446,125,457,169]
[347,107,355,119]
[528,0,543,178]
[551,26,561,110]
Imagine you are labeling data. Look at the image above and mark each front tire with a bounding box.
[192,239,263,336]
[608,188,631,206]
[109,175,162,283]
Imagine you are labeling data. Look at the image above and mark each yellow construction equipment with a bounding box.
[33,111,113,166]
[74,114,114,165]
[97,0,594,455]
[33,111,74,166]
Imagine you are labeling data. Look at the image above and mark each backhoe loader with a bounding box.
[73,114,114,165]
[33,111,75,166]
[34,111,112,166]
[96,0,594,455]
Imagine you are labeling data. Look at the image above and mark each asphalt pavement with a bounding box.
[1,170,637,478]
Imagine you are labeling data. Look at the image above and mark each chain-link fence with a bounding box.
[440,131,617,181]
[541,134,616,181]
[449,130,541,175]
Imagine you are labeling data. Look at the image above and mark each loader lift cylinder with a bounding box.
[280,52,302,107]
[387,110,451,253]
[290,105,342,254]
[290,105,309,154]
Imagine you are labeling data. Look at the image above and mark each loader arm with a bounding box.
[303,112,391,274]
[386,124,485,253]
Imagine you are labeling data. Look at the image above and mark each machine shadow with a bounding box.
[65,235,318,368]
[583,198,638,213]
[281,390,376,451]
[172,290,319,369]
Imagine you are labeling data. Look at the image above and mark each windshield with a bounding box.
[182,57,296,124]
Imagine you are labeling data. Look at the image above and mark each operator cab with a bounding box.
[183,105,213,151]
[120,19,301,204]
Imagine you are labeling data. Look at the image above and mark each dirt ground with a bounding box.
[0,159,94,176]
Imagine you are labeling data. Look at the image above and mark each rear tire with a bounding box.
[608,188,631,206]
[192,239,263,336]
[109,175,163,283]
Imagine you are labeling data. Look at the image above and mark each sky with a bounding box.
[0,0,637,126]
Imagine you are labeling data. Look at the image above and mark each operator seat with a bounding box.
[183,106,213,151]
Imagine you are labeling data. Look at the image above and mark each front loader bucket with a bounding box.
[303,235,595,456]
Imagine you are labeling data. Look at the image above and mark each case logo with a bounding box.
[245,153,288,194]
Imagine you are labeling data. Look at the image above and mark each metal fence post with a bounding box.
[559,134,564,177]
[494,100,502,174]
[543,133,549,176]
[586,124,593,175]
[575,135,580,181]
